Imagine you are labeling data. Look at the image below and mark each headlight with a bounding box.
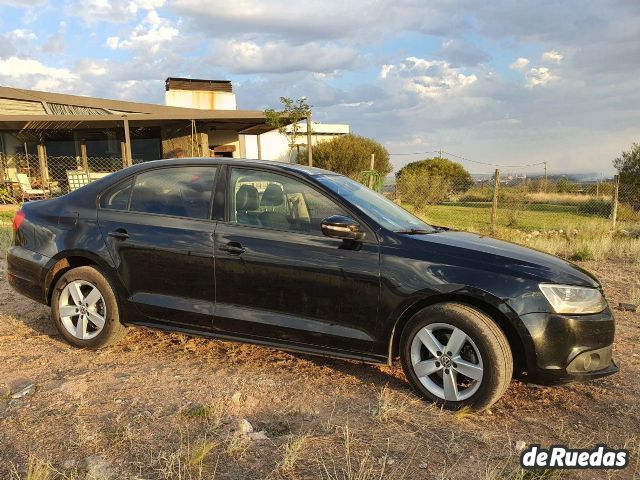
[538,284,607,314]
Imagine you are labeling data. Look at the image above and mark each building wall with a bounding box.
[241,122,350,162]
[165,90,237,110]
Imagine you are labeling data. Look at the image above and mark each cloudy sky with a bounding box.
[0,0,638,174]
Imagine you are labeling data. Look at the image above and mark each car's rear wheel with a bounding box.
[400,303,512,411]
[51,266,127,349]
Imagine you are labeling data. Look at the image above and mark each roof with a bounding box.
[0,85,275,134]
[165,77,233,93]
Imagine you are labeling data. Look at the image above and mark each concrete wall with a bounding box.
[165,90,237,110]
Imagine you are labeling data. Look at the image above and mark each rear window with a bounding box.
[129,166,217,219]
[100,178,133,210]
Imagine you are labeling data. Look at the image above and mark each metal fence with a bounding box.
[389,169,640,236]
[0,153,128,201]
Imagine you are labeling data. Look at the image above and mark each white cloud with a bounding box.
[106,36,120,49]
[76,59,109,76]
[381,57,477,99]
[509,57,530,70]
[0,56,79,92]
[542,49,563,63]
[108,11,179,53]
[65,0,165,23]
[526,66,556,87]
[210,40,359,74]
[8,29,37,41]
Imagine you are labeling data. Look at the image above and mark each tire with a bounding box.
[400,302,512,411]
[51,265,127,349]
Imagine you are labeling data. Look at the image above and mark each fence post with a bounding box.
[37,144,48,192]
[491,168,500,233]
[368,153,375,189]
[80,142,89,172]
[611,174,620,228]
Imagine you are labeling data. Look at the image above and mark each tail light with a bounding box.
[12,211,25,233]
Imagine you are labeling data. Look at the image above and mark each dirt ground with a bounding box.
[1,260,639,480]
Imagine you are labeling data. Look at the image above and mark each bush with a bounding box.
[396,157,472,193]
[569,247,594,261]
[397,170,451,214]
[300,134,391,182]
[576,198,612,217]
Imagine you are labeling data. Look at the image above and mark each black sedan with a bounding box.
[7,158,617,410]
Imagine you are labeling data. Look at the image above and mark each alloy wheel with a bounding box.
[410,322,484,402]
[59,280,107,340]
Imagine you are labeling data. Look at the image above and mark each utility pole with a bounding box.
[543,161,548,192]
[306,111,313,167]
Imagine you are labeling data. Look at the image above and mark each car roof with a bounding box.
[140,157,338,177]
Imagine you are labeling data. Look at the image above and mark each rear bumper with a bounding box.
[6,245,49,304]
[520,309,618,385]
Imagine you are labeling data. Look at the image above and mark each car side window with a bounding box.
[100,178,133,210]
[229,168,348,234]
[129,166,217,219]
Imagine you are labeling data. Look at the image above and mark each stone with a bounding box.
[238,418,253,434]
[618,302,639,312]
[231,391,242,406]
[81,455,113,479]
[515,440,527,454]
[247,430,268,441]
[10,383,35,399]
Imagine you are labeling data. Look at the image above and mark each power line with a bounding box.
[389,149,547,168]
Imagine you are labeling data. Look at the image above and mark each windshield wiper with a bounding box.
[393,228,438,235]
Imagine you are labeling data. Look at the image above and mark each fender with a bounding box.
[385,285,537,374]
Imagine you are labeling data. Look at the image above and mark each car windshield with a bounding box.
[315,174,436,233]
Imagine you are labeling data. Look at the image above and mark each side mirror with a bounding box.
[321,215,365,241]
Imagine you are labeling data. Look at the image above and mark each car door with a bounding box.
[97,165,218,330]
[213,166,380,355]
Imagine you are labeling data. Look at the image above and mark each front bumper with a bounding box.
[519,308,618,385]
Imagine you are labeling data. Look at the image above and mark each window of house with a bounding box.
[128,166,217,219]
[229,168,347,234]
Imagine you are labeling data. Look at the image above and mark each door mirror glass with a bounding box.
[321,215,365,241]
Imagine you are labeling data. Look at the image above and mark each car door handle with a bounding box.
[219,242,245,255]
[108,229,129,240]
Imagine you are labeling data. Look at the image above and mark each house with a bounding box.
[0,79,277,194]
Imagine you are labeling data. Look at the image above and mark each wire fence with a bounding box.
[0,153,126,201]
[387,168,640,260]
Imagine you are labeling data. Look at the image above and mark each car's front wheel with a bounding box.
[51,266,127,349]
[400,303,513,411]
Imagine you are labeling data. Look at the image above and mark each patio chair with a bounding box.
[66,169,90,192]
[16,173,47,201]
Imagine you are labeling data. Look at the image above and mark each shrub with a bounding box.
[576,198,612,217]
[397,170,451,214]
[569,247,595,261]
[300,134,391,181]
[396,157,473,193]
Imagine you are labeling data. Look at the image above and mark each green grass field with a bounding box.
[404,202,640,263]
[423,203,612,232]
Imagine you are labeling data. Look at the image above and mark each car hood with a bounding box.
[403,230,600,287]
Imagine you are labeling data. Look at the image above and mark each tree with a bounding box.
[264,97,311,163]
[300,134,392,182]
[613,142,640,210]
[396,157,473,193]
[396,170,450,214]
